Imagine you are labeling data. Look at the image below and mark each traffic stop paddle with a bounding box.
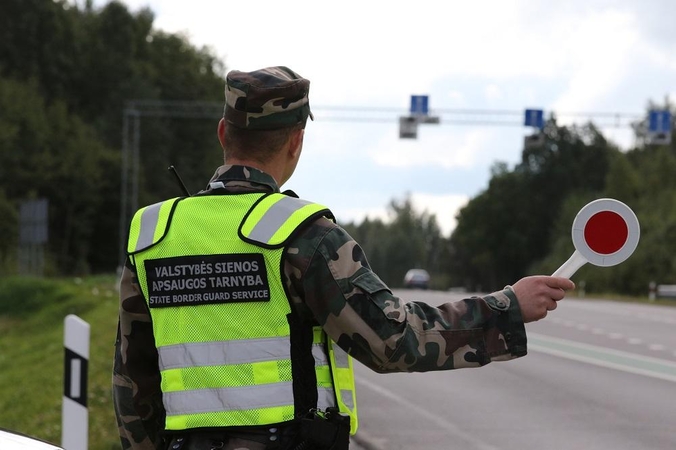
[552,198,640,279]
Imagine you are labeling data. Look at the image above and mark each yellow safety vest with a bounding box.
[127,192,358,433]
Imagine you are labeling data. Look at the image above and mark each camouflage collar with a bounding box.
[203,165,280,193]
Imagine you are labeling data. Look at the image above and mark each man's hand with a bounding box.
[512,276,576,323]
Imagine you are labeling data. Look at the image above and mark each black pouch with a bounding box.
[325,408,350,450]
[298,408,350,450]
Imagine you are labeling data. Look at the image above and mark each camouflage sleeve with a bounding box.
[113,261,165,450]
[284,219,527,373]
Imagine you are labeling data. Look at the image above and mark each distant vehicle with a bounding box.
[0,428,63,450]
[404,269,430,289]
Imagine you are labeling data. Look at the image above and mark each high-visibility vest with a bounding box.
[127,192,358,433]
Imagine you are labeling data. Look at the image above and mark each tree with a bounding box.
[342,195,448,288]
[0,189,18,272]
[0,76,115,274]
[0,0,229,274]
[449,118,617,291]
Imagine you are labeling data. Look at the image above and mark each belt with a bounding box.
[165,424,301,450]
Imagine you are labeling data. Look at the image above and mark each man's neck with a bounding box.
[226,158,283,187]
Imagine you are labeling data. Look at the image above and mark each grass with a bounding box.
[0,275,121,449]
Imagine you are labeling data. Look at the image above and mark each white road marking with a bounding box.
[529,332,676,383]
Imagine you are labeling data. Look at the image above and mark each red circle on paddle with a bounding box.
[583,211,628,255]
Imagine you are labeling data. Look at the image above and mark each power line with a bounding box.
[315,107,643,129]
[123,100,645,128]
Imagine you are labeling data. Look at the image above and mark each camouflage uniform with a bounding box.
[113,67,527,450]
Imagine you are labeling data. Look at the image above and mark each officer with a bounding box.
[113,66,575,450]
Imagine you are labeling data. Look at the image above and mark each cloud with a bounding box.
[484,85,503,102]
[410,192,469,237]
[332,192,468,238]
[96,0,675,116]
[333,205,390,227]
[368,126,494,170]
[550,9,639,117]
[110,1,587,102]
[446,90,466,105]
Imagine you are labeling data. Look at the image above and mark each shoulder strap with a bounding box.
[127,197,181,254]
[239,193,333,248]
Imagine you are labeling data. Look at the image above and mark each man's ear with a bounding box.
[288,128,304,159]
[217,118,226,149]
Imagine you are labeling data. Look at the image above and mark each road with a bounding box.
[351,290,676,450]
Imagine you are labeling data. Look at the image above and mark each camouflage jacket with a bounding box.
[113,165,527,450]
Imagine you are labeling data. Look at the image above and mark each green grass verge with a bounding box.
[0,275,120,449]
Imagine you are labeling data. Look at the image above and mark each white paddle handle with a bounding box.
[552,250,588,279]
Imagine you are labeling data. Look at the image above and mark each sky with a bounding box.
[90,0,676,236]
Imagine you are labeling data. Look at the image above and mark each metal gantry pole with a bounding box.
[118,109,131,272]
[118,107,142,271]
[131,110,141,215]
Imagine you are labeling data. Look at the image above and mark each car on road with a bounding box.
[403,269,430,289]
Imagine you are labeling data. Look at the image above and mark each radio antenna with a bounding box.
[168,165,191,197]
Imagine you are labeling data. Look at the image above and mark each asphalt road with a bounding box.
[351,290,676,450]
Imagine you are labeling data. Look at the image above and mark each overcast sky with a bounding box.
[90,0,676,236]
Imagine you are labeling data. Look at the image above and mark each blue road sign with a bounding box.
[648,110,672,133]
[410,95,429,115]
[524,109,544,129]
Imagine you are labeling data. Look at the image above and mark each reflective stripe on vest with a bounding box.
[310,326,336,412]
[328,340,358,432]
[127,198,179,254]
[135,202,162,251]
[163,383,338,417]
[158,338,329,370]
[241,194,329,247]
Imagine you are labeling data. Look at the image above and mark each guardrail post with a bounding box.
[649,281,656,302]
[62,315,90,450]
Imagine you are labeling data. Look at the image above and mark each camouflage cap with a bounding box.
[223,66,314,130]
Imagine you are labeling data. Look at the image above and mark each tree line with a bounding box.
[0,0,225,274]
[1,1,674,296]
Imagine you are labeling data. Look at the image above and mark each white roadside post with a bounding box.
[649,281,656,302]
[62,314,90,450]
